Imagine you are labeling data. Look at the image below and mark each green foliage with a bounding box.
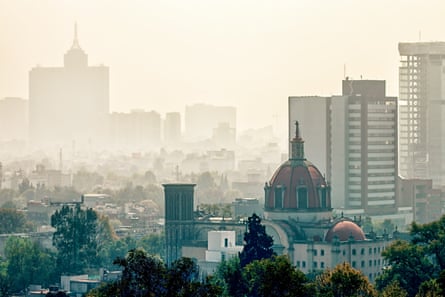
[315,262,377,297]
[239,213,274,267]
[215,256,247,297]
[411,216,445,271]
[376,240,434,297]
[89,251,222,297]
[137,233,165,259]
[115,248,167,297]
[243,255,308,297]
[416,279,441,297]
[0,208,32,233]
[379,281,408,297]
[51,204,99,274]
[4,237,57,292]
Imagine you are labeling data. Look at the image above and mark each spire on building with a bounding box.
[71,22,81,50]
[290,121,305,161]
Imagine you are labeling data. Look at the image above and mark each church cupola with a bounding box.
[290,121,305,161]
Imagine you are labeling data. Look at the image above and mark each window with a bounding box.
[274,187,283,208]
[352,261,356,268]
[302,261,306,268]
[369,260,372,267]
[361,248,365,255]
[321,262,325,269]
[296,261,300,268]
[369,248,372,254]
[352,249,356,256]
[361,260,365,267]
[297,187,308,208]
[313,249,317,256]
[224,238,228,247]
[320,249,325,256]
[313,262,317,269]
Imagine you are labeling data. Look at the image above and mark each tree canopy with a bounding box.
[239,213,274,267]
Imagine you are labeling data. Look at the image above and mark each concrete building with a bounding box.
[0,97,28,141]
[398,42,445,187]
[289,80,398,217]
[109,109,161,150]
[164,112,182,146]
[29,24,109,148]
[184,103,236,142]
[397,176,444,224]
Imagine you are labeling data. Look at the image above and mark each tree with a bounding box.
[239,213,274,267]
[215,256,247,297]
[411,216,445,271]
[4,237,57,293]
[0,208,32,233]
[315,262,377,297]
[379,281,408,297]
[138,233,165,260]
[243,255,308,297]
[415,279,441,297]
[166,257,200,297]
[113,249,167,297]
[51,204,99,274]
[376,240,434,297]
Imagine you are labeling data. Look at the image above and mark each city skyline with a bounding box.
[1,0,445,133]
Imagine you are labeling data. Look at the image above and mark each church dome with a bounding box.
[264,121,331,211]
[325,219,366,242]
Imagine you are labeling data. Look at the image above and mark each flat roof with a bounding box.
[399,42,445,55]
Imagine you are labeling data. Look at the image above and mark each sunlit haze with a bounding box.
[1,0,445,133]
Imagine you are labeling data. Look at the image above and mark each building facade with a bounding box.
[398,42,445,187]
[289,80,398,216]
[0,97,28,142]
[29,24,109,148]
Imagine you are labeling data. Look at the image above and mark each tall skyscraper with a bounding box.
[398,42,445,187]
[289,80,398,216]
[29,24,109,148]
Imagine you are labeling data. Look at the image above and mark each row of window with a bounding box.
[311,246,384,257]
[296,259,385,270]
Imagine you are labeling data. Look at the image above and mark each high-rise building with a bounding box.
[163,112,181,146]
[109,110,161,150]
[184,103,236,142]
[29,24,109,148]
[398,42,445,187]
[289,80,398,216]
[0,97,28,141]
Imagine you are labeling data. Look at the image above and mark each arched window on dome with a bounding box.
[274,185,285,209]
[318,186,327,208]
[297,186,308,209]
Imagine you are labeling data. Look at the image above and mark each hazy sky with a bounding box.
[1,0,445,133]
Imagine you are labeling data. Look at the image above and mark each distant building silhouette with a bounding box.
[109,109,161,150]
[398,42,445,187]
[29,24,109,148]
[184,103,236,142]
[0,97,28,141]
[163,112,181,146]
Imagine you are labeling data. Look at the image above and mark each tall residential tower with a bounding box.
[289,80,398,216]
[398,42,445,187]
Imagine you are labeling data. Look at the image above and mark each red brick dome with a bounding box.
[264,121,331,211]
[325,220,366,242]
